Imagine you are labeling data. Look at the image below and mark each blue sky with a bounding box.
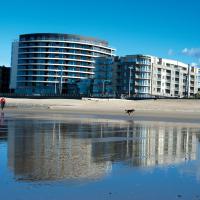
[0,0,200,66]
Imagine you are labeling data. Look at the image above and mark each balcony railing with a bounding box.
[175,87,179,91]
[157,71,161,74]
[135,75,150,79]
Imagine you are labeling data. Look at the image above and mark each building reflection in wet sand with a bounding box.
[0,113,8,140]
[7,120,199,182]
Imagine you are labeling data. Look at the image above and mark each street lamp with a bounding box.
[54,80,57,94]
[54,70,58,95]
[102,80,110,96]
[59,66,63,95]
[128,66,134,97]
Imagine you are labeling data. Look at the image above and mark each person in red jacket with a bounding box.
[0,98,6,111]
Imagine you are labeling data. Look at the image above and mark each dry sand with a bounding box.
[3,98,200,124]
[5,98,200,112]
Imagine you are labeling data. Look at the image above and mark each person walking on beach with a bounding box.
[0,98,6,111]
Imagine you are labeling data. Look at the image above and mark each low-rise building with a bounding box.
[0,66,10,93]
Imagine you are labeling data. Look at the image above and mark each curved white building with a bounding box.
[13,33,115,94]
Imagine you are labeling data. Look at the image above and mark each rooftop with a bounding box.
[19,33,109,47]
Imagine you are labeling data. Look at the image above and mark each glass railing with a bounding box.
[20,36,110,48]
[135,75,150,79]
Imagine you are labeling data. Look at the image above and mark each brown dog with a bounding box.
[125,109,135,116]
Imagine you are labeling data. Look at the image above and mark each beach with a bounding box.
[3,98,200,124]
[2,98,200,200]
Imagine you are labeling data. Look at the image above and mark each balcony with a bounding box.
[157,71,161,74]
[135,67,151,73]
[135,82,150,87]
[135,75,150,79]
[135,61,151,65]
[175,87,179,91]
[157,84,161,88]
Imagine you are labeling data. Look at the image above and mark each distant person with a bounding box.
[0,98,6,111]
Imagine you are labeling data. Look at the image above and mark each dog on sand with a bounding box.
[125,109,135,116]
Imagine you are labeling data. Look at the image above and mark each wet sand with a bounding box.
[3,98,200,124]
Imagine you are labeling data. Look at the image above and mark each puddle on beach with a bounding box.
[0,114,200,200]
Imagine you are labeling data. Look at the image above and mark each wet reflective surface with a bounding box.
[1,114,200,200]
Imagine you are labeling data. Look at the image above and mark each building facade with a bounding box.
[151,57,198,98]
[117,55,152,98]
[92,56,118,96]
[11,33,115,94]
[92,55,199,98]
